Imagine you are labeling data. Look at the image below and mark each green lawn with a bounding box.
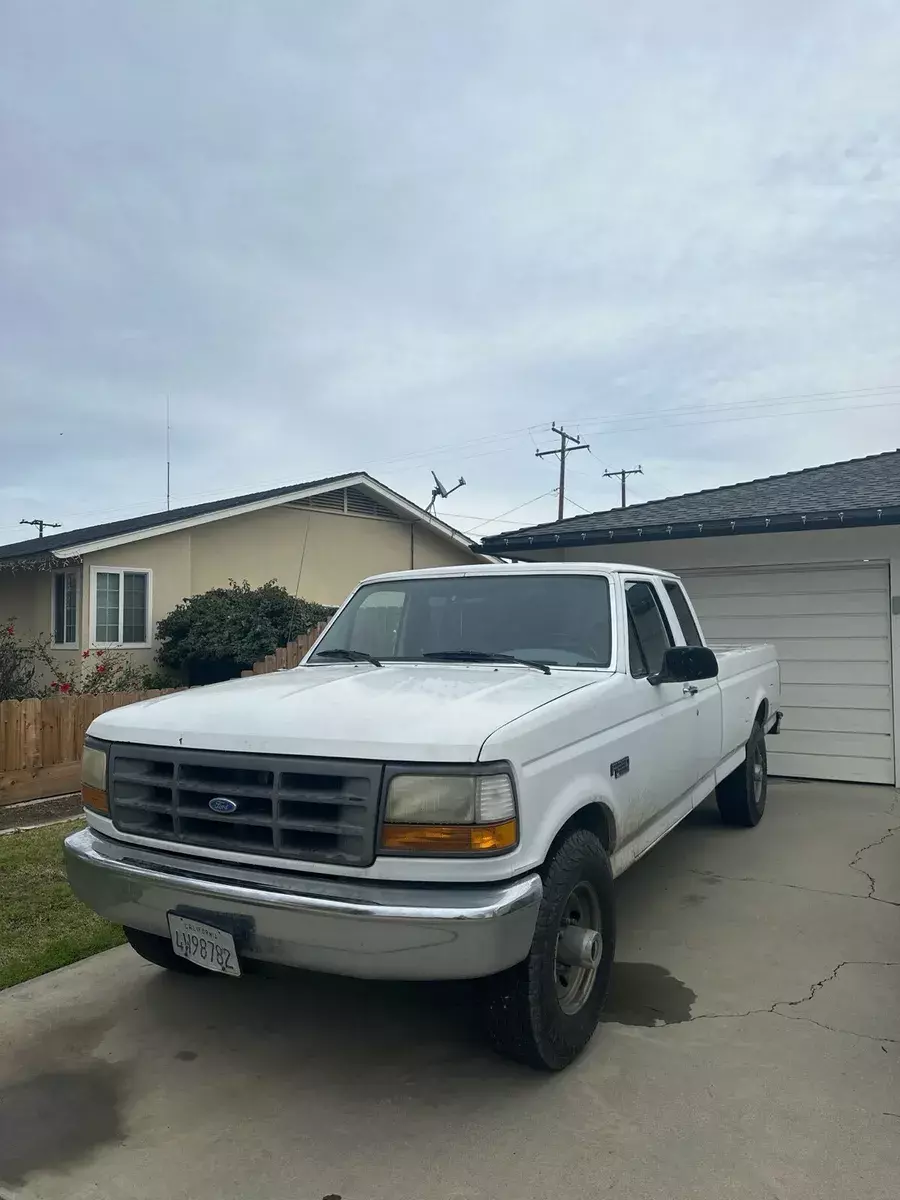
[0,818,125,990]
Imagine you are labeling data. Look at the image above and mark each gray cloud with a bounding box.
[2,0,900,542]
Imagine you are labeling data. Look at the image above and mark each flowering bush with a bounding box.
[0,619,47,701]
[49,648,148,695]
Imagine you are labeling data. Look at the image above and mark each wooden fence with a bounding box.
[241,622,329,677]
[1,624,330,806]
[0,690,178,807]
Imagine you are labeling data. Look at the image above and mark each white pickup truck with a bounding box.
[66,563,780,1069]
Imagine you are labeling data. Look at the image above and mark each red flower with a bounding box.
[96,649,105,657]
[82,649,90,659]
[5,626,13,635]
[50,681,59,690]
[96,664,105,673]
[60,682,72,694]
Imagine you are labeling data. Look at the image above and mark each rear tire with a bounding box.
[124,926,209,974]
[479,830,616,1071]
[717,721,767,827]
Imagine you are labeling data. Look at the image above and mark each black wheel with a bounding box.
[716,721,767,827]
[124,926,208,974]
[479,829,616,1071]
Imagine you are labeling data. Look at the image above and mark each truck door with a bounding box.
[619,579,704,849]
[661,578,722,792]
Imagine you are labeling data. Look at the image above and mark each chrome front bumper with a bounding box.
[64,827,542,980]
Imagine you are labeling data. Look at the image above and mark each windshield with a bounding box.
[310,574,612,669]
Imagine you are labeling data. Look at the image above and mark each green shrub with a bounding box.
[155,579,333,685]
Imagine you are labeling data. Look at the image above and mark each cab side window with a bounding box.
[664,581,703,647]
[626,581,674,678]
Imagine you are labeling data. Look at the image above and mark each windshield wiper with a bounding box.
[423,650,551,676]
[313,648,383,667]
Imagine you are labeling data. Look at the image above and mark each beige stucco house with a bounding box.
[0,472,489,676]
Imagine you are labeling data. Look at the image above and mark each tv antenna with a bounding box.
[426,470,466,514]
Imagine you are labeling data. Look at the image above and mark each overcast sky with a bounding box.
[2,1,899,545]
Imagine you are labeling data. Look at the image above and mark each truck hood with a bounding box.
[89,663,601,761]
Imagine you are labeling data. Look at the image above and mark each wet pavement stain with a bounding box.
[175,1050,198,1061]
[680,892,708,907]
[601,962,697,1026]
[0,1061,126,1188]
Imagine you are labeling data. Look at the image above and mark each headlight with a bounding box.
[381,770,517,854]
[82,743,109,813]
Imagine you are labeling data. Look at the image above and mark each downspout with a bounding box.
[410,522,415,569]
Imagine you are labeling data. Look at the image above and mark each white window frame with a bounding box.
[50,567,80,649]
[88,566,154,648]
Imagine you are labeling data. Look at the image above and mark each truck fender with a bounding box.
[530,776,619,865]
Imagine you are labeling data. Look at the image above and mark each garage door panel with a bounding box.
[787,706,893,736]
[699,614,889,640]
[696,591,886,618]
[780,682,891,711]
[684,564,893,785]
[775,728,892,762]
[683,567,885,598]
[768,750,895,786]
[769,637,889,662]
[779,659,892,687]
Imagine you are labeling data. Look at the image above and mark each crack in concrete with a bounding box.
[687,868,899,907]
[687,960,900,1044]
[848,823,900,901]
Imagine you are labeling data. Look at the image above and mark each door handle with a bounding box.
[683,683,699,697]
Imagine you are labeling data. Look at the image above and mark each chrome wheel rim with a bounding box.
[555,881,601,1015]
[752,745,765,806]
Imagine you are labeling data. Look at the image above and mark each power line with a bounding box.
[463,489,558,534]
[603,465,643,508]
[563,494,594,514]
[535,424,590,521]
[3,386,900,543]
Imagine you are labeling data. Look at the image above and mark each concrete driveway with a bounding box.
[1,780,898,1200]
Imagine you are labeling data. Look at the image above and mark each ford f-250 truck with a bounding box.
[66,563,780,1070]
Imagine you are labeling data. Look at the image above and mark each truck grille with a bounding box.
[107,745,383,867]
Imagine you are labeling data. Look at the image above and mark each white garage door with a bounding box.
[682,565,894,785]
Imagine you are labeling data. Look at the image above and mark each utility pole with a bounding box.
[603,465,643,508]
[535,424,589,521]
[20,518,62,539]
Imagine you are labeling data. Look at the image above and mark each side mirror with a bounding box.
[648,645,719,686]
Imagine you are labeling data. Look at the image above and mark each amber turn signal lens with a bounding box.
[82,784,109,814]
[380,818,517,853]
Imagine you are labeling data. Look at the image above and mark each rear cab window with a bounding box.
[663,580,704,647]
[625,580,674,678]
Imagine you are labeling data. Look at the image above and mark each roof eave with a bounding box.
[48,474,484,561]
[482,505,900,552]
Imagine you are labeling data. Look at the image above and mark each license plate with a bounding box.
[167,914,241,976]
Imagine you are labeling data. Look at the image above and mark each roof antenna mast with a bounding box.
[166,396,172,511]
[426,470,466,515]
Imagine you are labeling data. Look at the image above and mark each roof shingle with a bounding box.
[0,472,361,563]
[482,449,900,551]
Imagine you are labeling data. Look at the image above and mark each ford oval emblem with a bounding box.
[209,797,238,814]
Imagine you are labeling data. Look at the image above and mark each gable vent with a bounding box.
[286,486,399,521]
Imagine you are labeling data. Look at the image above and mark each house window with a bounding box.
[91,568,151,646]
[52,570,79,646]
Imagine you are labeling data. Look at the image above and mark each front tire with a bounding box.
[479,830,616,1070]
[716,721,767,827]
[124,926,209,974]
